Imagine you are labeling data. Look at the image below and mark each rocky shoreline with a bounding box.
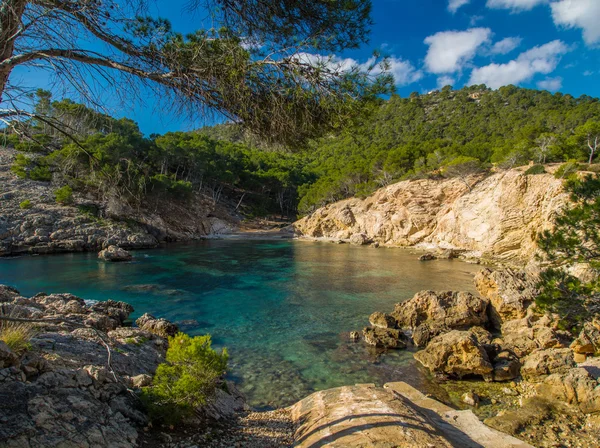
[0,147,239,257]
[359,267,600,447]
[293,167,569,265]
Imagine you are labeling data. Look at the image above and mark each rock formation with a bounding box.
[98,245,133,262]
[0,147,238,257]
[294,168,568,263]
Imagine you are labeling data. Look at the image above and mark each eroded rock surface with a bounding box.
[99,245,133,262]
[0,285,167,448]
[294,169,568,263]
[0,147,238,256]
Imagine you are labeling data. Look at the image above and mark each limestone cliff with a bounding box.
[293,168,569,263]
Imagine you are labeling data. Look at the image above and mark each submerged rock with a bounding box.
[98,245,132,262]
[362,327,407,349]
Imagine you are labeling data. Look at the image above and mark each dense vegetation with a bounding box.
[5,85,600,218]
[537,174,600,331]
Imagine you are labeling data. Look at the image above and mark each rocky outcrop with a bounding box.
[520,348,575,381]
[474,268,538,329]
[0,147,238,257]
[392,290,489,335]
[294,168,568,263]
[413,329,494,380]
[135,313,179,338]
[362,327,407,349]
[98,245,133,262]
[0,285,167,448]
[571,318,600,355]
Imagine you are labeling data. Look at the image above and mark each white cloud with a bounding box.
[470,15,485,25]
[448,0,471,13]
[437,76,456,88]
[381,57,424,85]
[583,70,594,76]
[486,0,548,11]
[469,40,569,88]
[490,37,523,55]
[424,28,492,74]
[537,76,563,90]
[294,53,422,87]
[551,0,600,46]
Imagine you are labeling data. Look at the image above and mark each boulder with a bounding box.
[130,374,153,388]
[499,317,566,358]
[0,342,19,369]
[135,313,179,338]
[462,391,480,407]
[392,290,489,331]
[35,293,87,315]
[412,322,449,347]
[349,233,369,246]
[491,350,521,382]
[520,348,575,381]
[536,368,600,414]
[413,330,493,380]
[90,300,134,325]
[362,327,407,349]
[98,245,132,262]
[368,311,397,329]
[571,319,600,355]
[419,253,437,261]
[474,268,537,329]
[0,285,20,303]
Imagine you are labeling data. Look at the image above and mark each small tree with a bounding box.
[537,174,600,329]
[443,156,484,191]
[535,133,557,164]
[142,333,228,424]
[573,122,600,165]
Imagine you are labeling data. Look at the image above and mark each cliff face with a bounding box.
[0,147,238,256]
[294,169,569,263]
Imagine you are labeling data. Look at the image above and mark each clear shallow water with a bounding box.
[0,239,481,409]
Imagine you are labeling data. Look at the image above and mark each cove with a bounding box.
[0,239,482,409]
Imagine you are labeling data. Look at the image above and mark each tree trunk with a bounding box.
[0,0,27,100]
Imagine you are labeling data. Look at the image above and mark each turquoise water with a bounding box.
[0,239,481,409]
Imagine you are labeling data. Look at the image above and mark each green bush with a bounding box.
[524,164,546,175]
[141,333,228,424]
[54,185,74,205]
[555,160,580,179]
[19,200,32,209]
[29,165,52,181]
[10,154,30,178]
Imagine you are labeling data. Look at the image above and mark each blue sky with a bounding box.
[14,0,600,134]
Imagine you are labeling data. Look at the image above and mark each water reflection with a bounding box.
[0,239,480,408]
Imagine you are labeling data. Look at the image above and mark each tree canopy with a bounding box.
[0,0,389,146]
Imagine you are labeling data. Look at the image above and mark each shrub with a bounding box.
[141,333,228,424]
[29,165,52,181]
[524,164,546,175]
[10,154,30,178]
[555,160,580,179]
[54,185,74,205]
[19,200,32,209]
